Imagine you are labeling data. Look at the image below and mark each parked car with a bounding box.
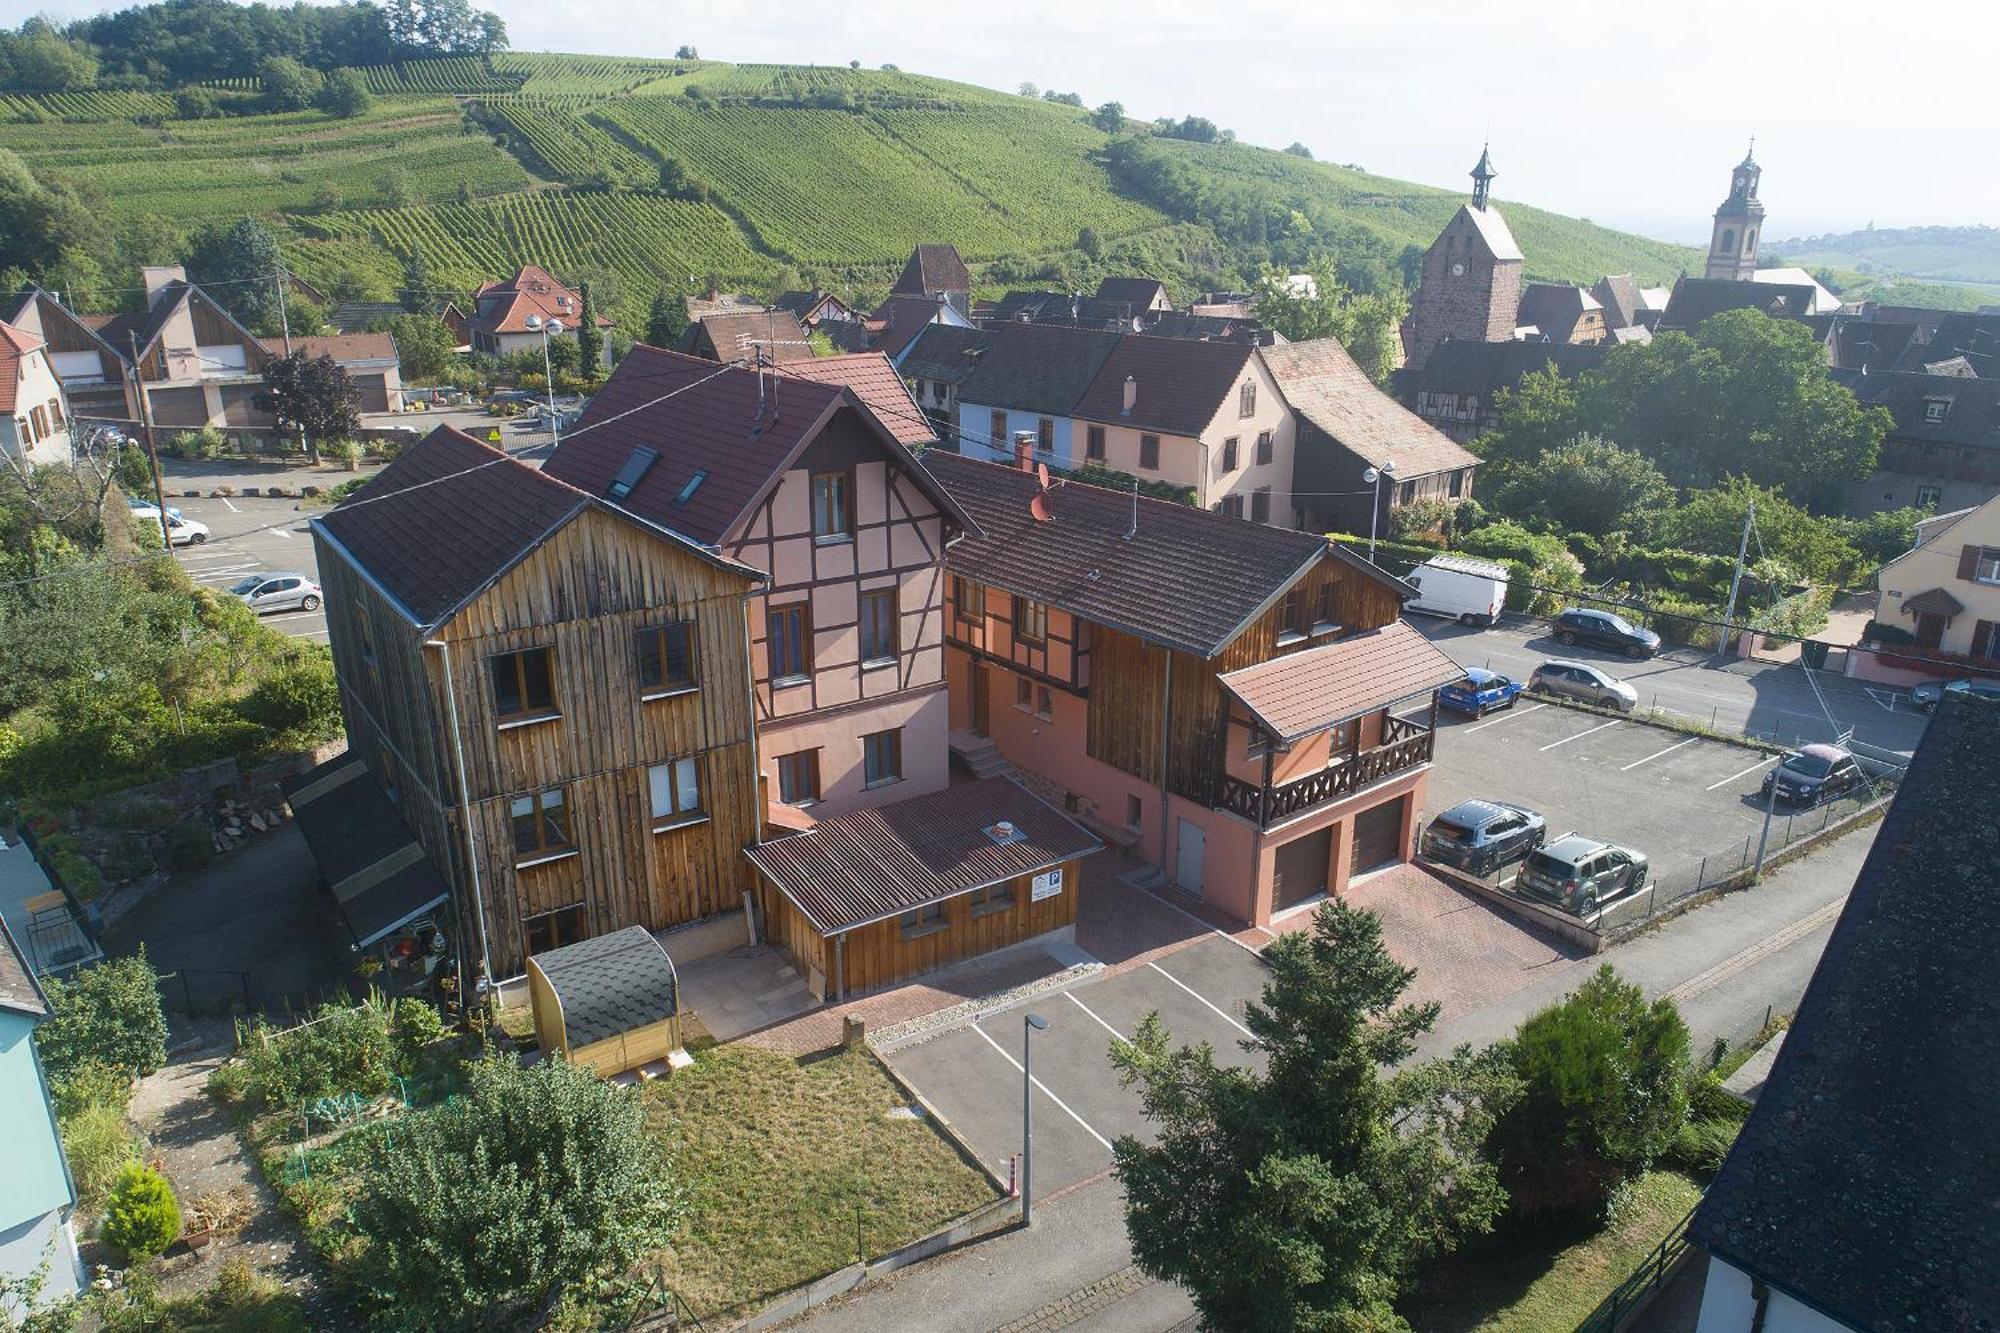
[163,513,209,547]
[126,495,182,521]
[1403,556,1509,627]
[1422,800,1546,876]
[1910,677,2000,713]
[1528,659,1639,712]
[1519,835,1649,916]
[1552,608,1660,659]
[1438,666,1524,718]
[230,572,322,613]
[1761,744,1864,808]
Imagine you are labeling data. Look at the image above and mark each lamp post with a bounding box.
[1363,459,1398,564]
[524,314,566,450]
[1022,1012,1047,1226]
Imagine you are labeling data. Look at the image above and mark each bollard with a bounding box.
[1697,855,1708,889]
[842,1014,866,1051]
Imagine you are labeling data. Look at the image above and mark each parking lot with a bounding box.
[168,496,328,642]
[1424,699,1796,897]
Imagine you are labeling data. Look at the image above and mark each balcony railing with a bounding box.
[1212,718,1434,829]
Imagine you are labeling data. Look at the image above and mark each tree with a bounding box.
[184,218,285,334]
[646,286,688,347]
[347,1057,683,1330]
[0,148,101,277]
[255,352,359,465]
[1476,365,1582,469]
[675,44,698,59]
[1076,226,1102,260]
[1091,101,1124,134]
[316,66,372,118]
[1042,89,1084,107]
[399,245,436,313]
[1112,901,1520,1331]
[0,25,98,92]
[1489,966,1691,1220]
[1652,477,1862,585]
[1252,258,1406,385]
[35,951,169,1088]
[1490,435,1674,537]
[259,55,321,111]
[384,313,455,382]
[1283,141,1313,158]
[575,282,602,378]
[102,1163,181,1261]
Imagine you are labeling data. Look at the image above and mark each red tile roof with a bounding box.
[892,244,970,297]
[1261,339,1479,477]
[870,294,959,360]
[685,309,813,363]
[0,320,42,413]
[744,776,1101,934]
[1070,335,1255,437]
[470,265,611,336]
[259,333,398,364]
[774,352,934,446]
[1218,622,1464,742]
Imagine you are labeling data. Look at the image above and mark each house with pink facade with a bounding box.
[926,450,1465,929]
[545,346,976,824]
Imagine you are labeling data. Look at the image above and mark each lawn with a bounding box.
[1399,1170,1704,1333]
[639,1044,1000,1319]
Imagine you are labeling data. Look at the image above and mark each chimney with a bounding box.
[1121,375,1137,415]
[140,264,186,307]
[1013,430,1036,471]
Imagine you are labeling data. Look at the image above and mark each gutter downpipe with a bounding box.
[427,638,493,1007]
[1156,649,1174,875]
[739,582,765,945]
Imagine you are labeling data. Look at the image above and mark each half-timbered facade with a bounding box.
[309,425,764,981]
[546,345,977,822]
[927,451,1465,929]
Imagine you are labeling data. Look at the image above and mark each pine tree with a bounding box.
[576,281,603,378]
[645,285,688,347]
[400,245,435,313]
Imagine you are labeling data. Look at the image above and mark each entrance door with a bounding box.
[1272,828,1333,911]
[970,663,990,734]
[1916,612,1947,649]
[1349,798,1406,877]
[1174,817,1205,896]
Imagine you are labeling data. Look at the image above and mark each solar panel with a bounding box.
[605,446,659,501]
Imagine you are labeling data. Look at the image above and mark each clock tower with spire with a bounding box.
[1404,143,1525,368]
[1704,142,1765,281]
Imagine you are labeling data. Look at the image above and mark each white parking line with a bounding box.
[1620,736,1699,771]
[1462,702,1546,734]
[1147,960,1253,1040]
[259,610,324,623]
[970,1022,1112,1151]
[221,496,239,513]
[1064,990,1126,1043]
[1705,755,1780,791]
[1539,719,1620,752]
[271,527,292,539]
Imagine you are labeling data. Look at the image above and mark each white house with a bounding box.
[0,321,73,466]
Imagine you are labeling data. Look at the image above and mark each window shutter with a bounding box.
[1975,621,1994,660]
[1959,544,1981,580]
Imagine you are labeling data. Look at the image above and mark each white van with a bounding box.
[1403,555,1509,627]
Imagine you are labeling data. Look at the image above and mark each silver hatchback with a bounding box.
[1528,659,1639,712]
[231,572,322,614]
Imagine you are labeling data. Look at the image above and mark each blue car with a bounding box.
[1438,667,1523,718]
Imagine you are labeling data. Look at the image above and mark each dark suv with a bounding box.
[1761,744,1864,808]
[1519,835,1648,916]
[1553,608,1660,659]
[1422,800,1547,876]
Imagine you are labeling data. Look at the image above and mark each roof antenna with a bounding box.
[1125,478,1138,541]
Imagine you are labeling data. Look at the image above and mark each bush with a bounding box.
[166,817,215,872]
[62,1094,140,1212]
[388,998,447,1075]
[234,645,339,742]
[204,1059,251,1108]
[37,953,168,1085]
[102,1162,182,1260]
[240,998,391,1108]
[95,1256,308,1333]
[1861,618,1915,646]
[162,427,227,461]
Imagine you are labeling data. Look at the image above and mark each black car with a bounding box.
[1761,744,1864,808]
[1421,800,1547,876]
[1553,608,1661,659]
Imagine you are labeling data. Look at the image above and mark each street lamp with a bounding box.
[1022,1012,1047,1227]
[523,314,566,450]
[1362,459,1398,564]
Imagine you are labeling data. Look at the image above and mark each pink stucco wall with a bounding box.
[759,685,949,817]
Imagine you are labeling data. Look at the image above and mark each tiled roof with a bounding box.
[1607,325,1653,345]
[282,754,451,949]
[0,320,42,414]
[1836,369,2000,452]
[1515,284,1602,343]
[259,333,397,364]
[870,294,960,360]
[530,925,678,1047]
[899,324,991,387]
[0,915,49,1019]
[927,451,1385,657]
[547,345,971,545]
[327,301,405,333]
[682,309,814,363]
[744,776,1101,935]
[1901,586,1964,617]
[773,351,935,446]
[1658,276,1817,331]
[1751,268,1842,315]
[470,265,610,335]
[892,244,971,297]
[989,290,1071,322]
[1070,333,1254,436]
[1895,312,2000,376]
[1263,338,1479,479]
[315,425,591,627]
[1460,204,1524,262]
[1690,694,2000,1330]
[958,323,1121,418]
[1401,339,1607,397]
[773,289,847,322]
[1094,277,1170,312]
[1219,622,1465,742]
[1141,311,1267,345]
[1592,274,1643,330]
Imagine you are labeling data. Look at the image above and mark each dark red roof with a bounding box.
[1071,335,1255,437]
[892,244,970,297]
[774,352,935,446]
[1219,622,1465,741]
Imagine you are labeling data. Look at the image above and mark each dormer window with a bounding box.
[1925,398,1951,424]
[606,446,659,501]
[675,470,707,504]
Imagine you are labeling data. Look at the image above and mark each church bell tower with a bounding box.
[1704,142,1765,281]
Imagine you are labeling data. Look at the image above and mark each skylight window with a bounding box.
[606,446,659,501]
[675,470,707,505]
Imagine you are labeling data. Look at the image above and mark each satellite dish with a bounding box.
[1036,462,1051,490]
[1030,492,1054,523]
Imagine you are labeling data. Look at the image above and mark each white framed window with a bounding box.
[648,757,705,828]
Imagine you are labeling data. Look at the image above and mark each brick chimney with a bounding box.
[1013,430,1036,471]
[140,264,186,307]
[1121,375,1137,415]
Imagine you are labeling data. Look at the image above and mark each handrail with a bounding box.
[1573,1203,1698,1333]
[1213,729,1435,829]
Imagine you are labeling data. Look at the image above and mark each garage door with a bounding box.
[148,386,210,428]
[353,373,390,413]
[1273,828,1333,911]
[1349,798,1406,877]
[219,384,267,426]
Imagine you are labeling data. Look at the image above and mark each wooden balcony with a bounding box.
[1210,713,1434,830]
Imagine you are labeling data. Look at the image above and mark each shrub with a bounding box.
[166,817,215,872]
[234,645,339,742]
[62,1095,140,1212]
[204,1059,251,1108]
[1862,617,1916,646]
[241,998,391,1108]
[388,998,447,1075]
[37,953,168,1085]
[102,1162,182,1260]
[162,427,227,461]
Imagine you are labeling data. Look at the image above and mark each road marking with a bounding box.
[259,611,324,623]
[1862,687,1901,713]
[1620,736,1699,771]
[271,527,292,539]
[1705,756,1780,791]
[290,627,331,639]
[1665,898,1845,1005]
[1538,719,1620,751]
[1146,960,1253,1040]
[1064,990,1126,1043]
[970,1022,1112,1151]
[220,496,239,512]
[192,569,259,583]
[1463,702,1546,733]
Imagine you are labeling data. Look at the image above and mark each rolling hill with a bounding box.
[1,52,1703,328]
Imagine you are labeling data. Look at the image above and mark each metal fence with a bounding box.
[1574,1204,1697,1333]
[153,967,252,1017]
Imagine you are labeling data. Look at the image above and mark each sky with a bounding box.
[30,0,1999,242]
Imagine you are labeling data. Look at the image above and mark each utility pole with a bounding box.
[127,331,172,550]
[1721,500,1755,655]
[275,260,293,355]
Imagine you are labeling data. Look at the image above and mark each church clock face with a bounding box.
[1450,261,1466,277]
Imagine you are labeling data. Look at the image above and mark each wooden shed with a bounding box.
[525,926,683,1077]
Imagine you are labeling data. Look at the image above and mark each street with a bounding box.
[169,495,329,642]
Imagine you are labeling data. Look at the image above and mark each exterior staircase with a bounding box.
[947,729,1014,780]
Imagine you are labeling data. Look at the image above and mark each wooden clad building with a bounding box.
[310,425,765,982]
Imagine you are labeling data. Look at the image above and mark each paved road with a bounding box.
[1413,615,1929,756]
[170,496,328,641]
[802,826,1876,1333]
